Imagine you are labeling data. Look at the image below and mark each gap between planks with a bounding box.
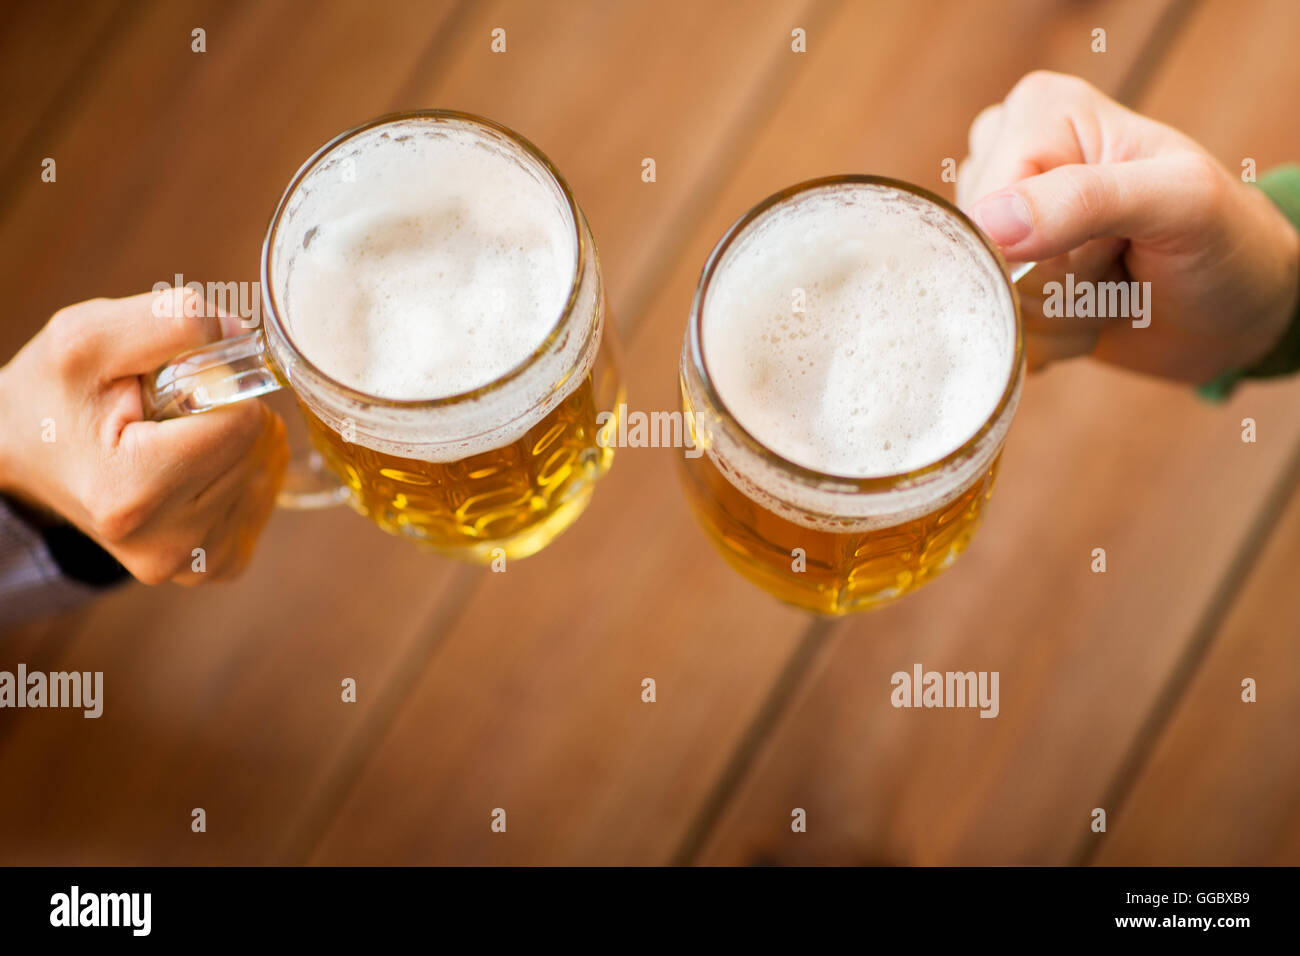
[1074,433,1300,865]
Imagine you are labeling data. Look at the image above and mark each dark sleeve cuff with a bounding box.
[0,495,128,588]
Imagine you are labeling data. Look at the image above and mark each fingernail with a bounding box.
[974,191,1033,245]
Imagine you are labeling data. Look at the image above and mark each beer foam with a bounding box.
[282,121,577,401]
[689,182,1020,531]
[267,115,600,462]
[702,184,1014,478]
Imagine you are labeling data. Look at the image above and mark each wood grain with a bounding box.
[0,0,126,188]
[1094,460,1300,865]
[2,0,1293,868]
[308,0,1180,865]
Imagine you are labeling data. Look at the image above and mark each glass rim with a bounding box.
[260,109,589,411]
[685,174,1026,494]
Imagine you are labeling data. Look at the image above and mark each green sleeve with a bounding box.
[1197,163,1300,402]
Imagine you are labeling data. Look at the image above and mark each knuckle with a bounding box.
[1179,152,1225,203]
[1058,73,1095,99]
[1009,70,1057,100]
[130,563,171,587]
[155,547,195,583]
[967,104,1001,152]
[125,549,189,587]
[45,306,99,373]
[1167,152,1229,235]
[1009,70,1091,105]
[1062,164,1114,219]
[89,490,151,542]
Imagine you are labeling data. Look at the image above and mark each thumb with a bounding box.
[969,155,1208,263]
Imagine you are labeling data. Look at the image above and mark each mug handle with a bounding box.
[1009,260,1037,283]
[141,332,349,510]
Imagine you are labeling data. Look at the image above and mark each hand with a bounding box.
[959,71,1300,381]
[0,288,288,585]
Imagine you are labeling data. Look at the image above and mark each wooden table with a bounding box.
[1,0,1297,865]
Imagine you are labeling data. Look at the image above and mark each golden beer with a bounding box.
[301,366,618,561]
[679,448,1001,614]
[680,176,1023,614]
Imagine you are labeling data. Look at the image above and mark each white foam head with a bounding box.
[284,121,576,400]
[690,181,1019,529]
[266,114,599,461]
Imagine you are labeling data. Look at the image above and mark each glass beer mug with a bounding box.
[144,111,622,562]
[679,175,1027,614]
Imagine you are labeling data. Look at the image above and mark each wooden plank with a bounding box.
[1094,466,1300,865]
[308,0,1175,865]
[0,0,126,183]
[696,0,1300,865]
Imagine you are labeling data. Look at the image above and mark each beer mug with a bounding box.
[144,111,622,562]
[679,176,1026,614]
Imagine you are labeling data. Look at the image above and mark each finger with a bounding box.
[216,446,285,581]
[74,288,228,380]
[147,286,247,338]
[1020,294,1118,338]
[1018,242,1130,335]
[964,72,1116,207]
[169,492,242,587]
[1017,237,1128,291]
[967,102,1004,157]
[968,154,1217,263]
[1025,327,1100,372]
[1092,319,1206,382]
[191,409,287,509]
[955,155,982,209]
[956,156,977,208]
[175,426,287,584]
[117,399,280,504]
[958,112,1067,216]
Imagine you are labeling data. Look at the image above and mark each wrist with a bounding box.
[1244,200,1300,369]
[1203,168,1300,402]
[0,364,62,522]
[1244,166,1300,373]
[0,365,19,499]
